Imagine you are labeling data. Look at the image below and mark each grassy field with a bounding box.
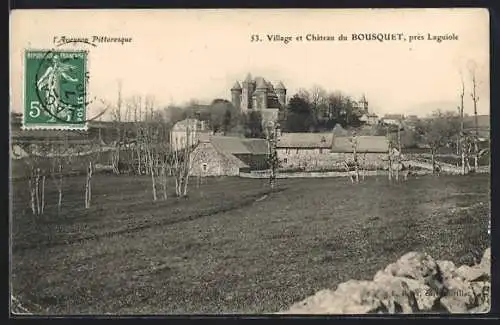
[11,170,490,314]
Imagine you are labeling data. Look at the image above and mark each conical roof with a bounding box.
[267,81,274,90]
[231,81,242,90]
[244,73,253,83]
[256,77,267,89]
[275,81,286,90]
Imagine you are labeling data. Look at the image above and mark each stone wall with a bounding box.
[281,248,490,314]
[277,149,387,171]
[190,142,241,177]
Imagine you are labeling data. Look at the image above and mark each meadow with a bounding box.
[11,170,490,314]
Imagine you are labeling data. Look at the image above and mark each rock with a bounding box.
[439,276,477,313]
[436,260,457,279]
[285,289,340,314]
[471,281,490,307]
[285,286,387,314]
[387,252,444,295]
[455,265,490,282]
[373,271,436,311]
[480,248,491,270]
[440,296,469,313]
[328,280,389,314]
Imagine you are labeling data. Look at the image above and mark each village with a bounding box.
[10,72,490,185]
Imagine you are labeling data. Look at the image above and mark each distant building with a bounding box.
[190,136,268,176]
[381,114,404,126]
[463,115,490,141]
[276,132,389,171]
[360,112,379,125]
[170,118,209,151]
[231,73,286,127]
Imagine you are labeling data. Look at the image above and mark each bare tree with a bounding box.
[265,123,280,190]
[111,81,124,175]
[458,73,468,175]
[24,145,47,217]
[469,64,480,171]
[171,123,197,197]
[49,135,73,212]
[350,133,360,183]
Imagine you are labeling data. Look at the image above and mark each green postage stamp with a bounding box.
[24,50,88,129]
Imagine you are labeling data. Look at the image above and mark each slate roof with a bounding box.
[211,136,252,155]
[277,132,333,149]
[331,136,389,153]
[242,139,268,155]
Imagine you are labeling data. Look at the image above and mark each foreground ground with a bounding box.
[11,172,490,314]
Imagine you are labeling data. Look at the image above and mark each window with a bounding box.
[319,148,323,154]
[284,158,288,164]
[296,148,299,154]
[202,163,208,172]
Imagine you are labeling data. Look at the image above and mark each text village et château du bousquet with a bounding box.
[254,32,459,44]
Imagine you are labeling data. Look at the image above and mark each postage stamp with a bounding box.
[23,49,88,129]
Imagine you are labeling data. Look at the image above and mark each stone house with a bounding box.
[277,132,335,171]
[381,114,404,126]
[359,112,380,125]
[170,118,209,151]
[330,136,390,170]
[277,132,389,171]
[189,136,268,176]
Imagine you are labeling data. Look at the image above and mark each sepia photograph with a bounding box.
[9,8,491,315]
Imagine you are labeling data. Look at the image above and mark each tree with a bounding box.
[244,110,264,138]
[469,62,481,171]
[415,110,461,174]
[223,109,232,135]
[210,99,236,134]
[171,124,196,197]
[285,94,314,132]
[458,73,467,175]
[48,135,73,213]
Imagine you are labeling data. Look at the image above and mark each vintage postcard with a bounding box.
[10,9,490,315]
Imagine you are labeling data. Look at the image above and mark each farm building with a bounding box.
[277,132,389,171]
[170,118,210,151]
[190,136,268,176]
[276,132,334,171]
[330,136,390,170]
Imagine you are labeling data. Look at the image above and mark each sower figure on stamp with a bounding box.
[36,54,79,122]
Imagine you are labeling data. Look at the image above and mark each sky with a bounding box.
[10,9,490,119]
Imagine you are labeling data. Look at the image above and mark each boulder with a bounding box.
[471,281,490,311]
[436,260,457,280]
[455,265,490,282]
[285,282,388,314]
[480,248,491,270]
[374,271,436,311]
[384,252,444,295]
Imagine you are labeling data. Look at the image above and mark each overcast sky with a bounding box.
[10,9,489,119]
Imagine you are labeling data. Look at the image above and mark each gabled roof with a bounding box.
[211,136,251,155]
[255,77,268,89]
[242,139,268,155]
[331,136,389,153]
[277,132,332,149]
